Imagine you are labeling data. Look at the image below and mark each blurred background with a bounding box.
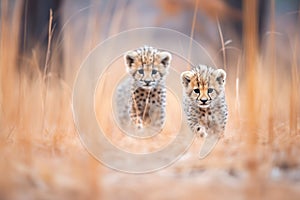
[0,0,299,199]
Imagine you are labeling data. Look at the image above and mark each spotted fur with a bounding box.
[116,46,171,130]
[181,65,228,138]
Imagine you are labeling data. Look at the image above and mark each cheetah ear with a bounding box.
[214,69,226,85]
[124,51,138,68]
[181,71,194,88]
[159,52,172,67]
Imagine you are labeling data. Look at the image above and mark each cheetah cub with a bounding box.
[116,46,171,131]
[181,65,228,138]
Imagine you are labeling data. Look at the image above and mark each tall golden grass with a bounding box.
[0,1,102,199]
[0,0,299,199]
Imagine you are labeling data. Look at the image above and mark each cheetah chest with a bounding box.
[196,108,218,128]
[130,86,166,127]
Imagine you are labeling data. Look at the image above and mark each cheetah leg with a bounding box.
[149,108,165,130]
[142,113,151,127]
[195,126,207,138]
[131,114,146,129]
[130,111,153,129]
[130,93,146,129]
[129,108,144,129]
[189,122,207,138]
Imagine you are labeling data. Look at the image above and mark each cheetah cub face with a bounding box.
[181,65,226,108]
[125,46,171,89]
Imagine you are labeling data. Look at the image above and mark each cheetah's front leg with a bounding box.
[188,120,208,138]
[130,105,151,129]
[129,104,144,129]
[132,116,144,129]
[195,126,208,138]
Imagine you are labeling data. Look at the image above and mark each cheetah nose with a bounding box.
[144,80,151,85]
[200,99,208,104]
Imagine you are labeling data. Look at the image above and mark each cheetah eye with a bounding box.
[208,88,214,93]
[193,89,200,94]
[152,69,158,75]
[138,69,144,74]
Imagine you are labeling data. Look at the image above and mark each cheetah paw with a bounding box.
[196,127,207,138]
[133,118,144,129]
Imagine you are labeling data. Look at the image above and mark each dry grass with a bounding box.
[0,0,300,199]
